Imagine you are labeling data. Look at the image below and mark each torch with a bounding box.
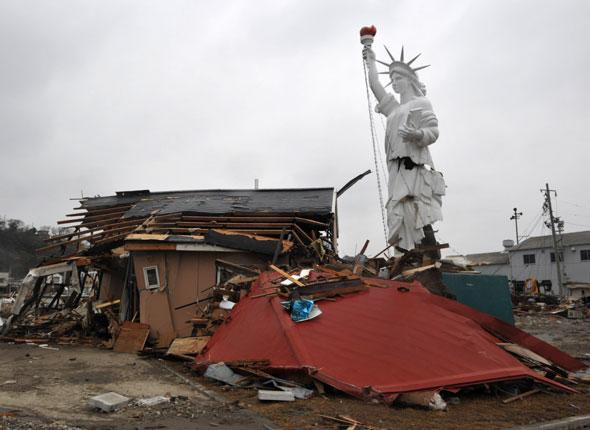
[360,25,377,48]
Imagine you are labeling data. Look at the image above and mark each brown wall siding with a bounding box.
[98,270,124,302]
[133,250,266,347]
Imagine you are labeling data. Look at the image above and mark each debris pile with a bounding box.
[514,296,589,320]
[0,187,587,415]
[194,267,586,405]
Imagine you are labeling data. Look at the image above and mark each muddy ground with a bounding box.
[0,344,274,430]
[1,312,589,430]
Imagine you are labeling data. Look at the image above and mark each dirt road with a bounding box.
[0,344,275,430]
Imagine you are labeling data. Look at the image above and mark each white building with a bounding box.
[0,272,8,288]
[459,252,511,278]
[509,230,590,297]
[457,230,590,297]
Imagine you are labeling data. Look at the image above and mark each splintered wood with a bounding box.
[113,321,150,353]
[166,336,210,357]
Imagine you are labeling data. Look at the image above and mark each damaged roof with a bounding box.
[80,188,335,218]
[196,271,580,402]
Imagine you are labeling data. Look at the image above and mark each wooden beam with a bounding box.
[36,227,137,252]
[125,242,177,251]
[215,259,260,276]
[293,223,313,244]
[57,209,129,225]
[71,204,133,215]
[502,389,541,404]
[46,217,148,242]
[65,204,133,217]
[268,264,305,287]
[148,227,289,236]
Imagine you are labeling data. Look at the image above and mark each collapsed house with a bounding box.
[2,188,336,346]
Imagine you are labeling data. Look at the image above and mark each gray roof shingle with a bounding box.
[510,230,590,251]
[80,188,335,218]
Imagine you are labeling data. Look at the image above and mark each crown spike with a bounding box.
[378,71,390,74]
[412,65,430,72]
[407,53,421,66]
[376,59,390,67]
[384,80,393,88]
[383,45,395,62]
[400,46,404,62]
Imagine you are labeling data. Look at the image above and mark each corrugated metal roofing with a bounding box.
[196,272,578,401]
[80,188,335,218]
[510,230,590,251]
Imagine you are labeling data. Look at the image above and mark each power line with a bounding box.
[565,221,590,228]
[362,58,388,246]
[560,200,589,210]
[520,209,543,239]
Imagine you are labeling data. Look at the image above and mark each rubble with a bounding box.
[257,390,295,402]
[0,186,588,428]
[88,392,131,412]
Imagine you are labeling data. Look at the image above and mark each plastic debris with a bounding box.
[257,389,295,402]
[136,396,170,407]
[281,299,321,322]
[219,296,236,310]
[204,362,244,386]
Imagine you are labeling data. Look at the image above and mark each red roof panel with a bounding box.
[196,271,577,401]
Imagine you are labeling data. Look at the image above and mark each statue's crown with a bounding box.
[377,46,430,84]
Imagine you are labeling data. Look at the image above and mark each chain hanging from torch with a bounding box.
[360,25,389,247]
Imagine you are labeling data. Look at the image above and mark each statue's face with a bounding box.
[391,72,410,94]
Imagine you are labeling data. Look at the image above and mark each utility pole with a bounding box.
[510,207,523,244]
[541,183,563,296]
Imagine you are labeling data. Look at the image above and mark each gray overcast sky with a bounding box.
[1,0,589,257]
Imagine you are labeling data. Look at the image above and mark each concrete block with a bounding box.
[257,390,295,402]
[88,392,130,412]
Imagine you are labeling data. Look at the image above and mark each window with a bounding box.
[513,281,525,295]
[143,266,160,290]
[523,254,535,265]
[581,249,590,261]
[540,280,552,292]
[550,252,563,262]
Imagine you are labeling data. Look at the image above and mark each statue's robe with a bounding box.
[376,94,445,250]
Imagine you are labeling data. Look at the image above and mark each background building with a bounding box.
[455,230,590,297]
[509,231,590,296]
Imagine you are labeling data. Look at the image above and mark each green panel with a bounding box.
[442,273,514,325]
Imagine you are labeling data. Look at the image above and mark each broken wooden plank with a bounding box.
[401,261,442,277]
[296,278,366,299]
[497,343,553,367]
[353,239,370,275]
[113,321,150,353]
[166,336,210,356]
[95,299,121,309]
[215,259,260,276]
[251,290,279,299]
[205,229,293,256]
[502,388,541,404]
[269,264,305,287]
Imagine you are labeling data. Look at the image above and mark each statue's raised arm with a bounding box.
[363,46,389,103]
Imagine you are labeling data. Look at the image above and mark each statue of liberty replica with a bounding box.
[360,26,445,259]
